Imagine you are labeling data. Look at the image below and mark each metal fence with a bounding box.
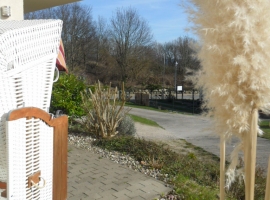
[124,89,202,114]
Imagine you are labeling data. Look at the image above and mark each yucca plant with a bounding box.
[186,0,270,199]
[81,81,129,138]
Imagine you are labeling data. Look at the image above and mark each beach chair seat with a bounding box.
[0,20,62,199]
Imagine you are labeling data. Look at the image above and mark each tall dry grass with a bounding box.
[185,0,270,199]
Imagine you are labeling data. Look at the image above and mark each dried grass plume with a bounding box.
[185,0,270,187]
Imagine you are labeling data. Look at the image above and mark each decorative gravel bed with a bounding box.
[68,132,180,200]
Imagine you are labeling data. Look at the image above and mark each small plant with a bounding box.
[68,120,85,133]
[117,114,136,136]
[147,155,164,169]
[80,81,129,138]
[188,152,196,160]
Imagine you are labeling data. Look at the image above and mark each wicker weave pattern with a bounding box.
[0,20,62,73]
[0,59,56,183]
[39,121,53,200]
[0,75,18,182]
[6,118,27,199]
[0,117,7,182]
[25,118,41,200]
[6,118,53,199]
[17,58,56,110]
[0,20,62,184]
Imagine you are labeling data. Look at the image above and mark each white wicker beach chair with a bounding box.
[0,20,62,199]
[6,118,53,199]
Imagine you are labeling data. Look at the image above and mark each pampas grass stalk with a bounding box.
[265,156,270,200]
[186,0,270,199]
[220,136,225,200]
[243,108,258,199]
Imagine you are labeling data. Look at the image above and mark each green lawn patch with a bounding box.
[128,114,163,128]
[125,102,167,112]
[259,120,270,140]
[174,174,219,200]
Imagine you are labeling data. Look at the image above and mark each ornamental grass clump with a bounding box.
[186,0,270,199]
[81,81,129,138]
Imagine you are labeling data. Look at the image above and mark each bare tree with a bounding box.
[95,16,109,63]
[55,4,96,70]
[176,37,200,71]
[84,16,120,84]
[147,42,169,87]
[109,7,153,82]
[157,37,200,89]
[25,3,96,71]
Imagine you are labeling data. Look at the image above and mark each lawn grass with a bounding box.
[260,120,270,140]
[174,174,219,200]
[128,114,163,128]
[93,136,267,199]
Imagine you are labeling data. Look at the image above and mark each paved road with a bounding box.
[129,107,270,171]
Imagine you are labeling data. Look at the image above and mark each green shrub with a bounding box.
[117,114,136,136]
[50,73,86,118]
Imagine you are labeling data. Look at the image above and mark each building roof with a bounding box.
[24,0,80,13]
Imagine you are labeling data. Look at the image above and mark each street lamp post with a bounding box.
[175,61,178,100]
[162,54,165,99]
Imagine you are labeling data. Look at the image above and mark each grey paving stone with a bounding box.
[68,145,171,200]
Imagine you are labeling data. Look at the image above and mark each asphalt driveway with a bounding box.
[128,107,270,171]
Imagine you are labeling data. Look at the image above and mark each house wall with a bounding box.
[0,0,23,20]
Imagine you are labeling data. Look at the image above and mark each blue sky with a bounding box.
[81,0,195,44]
